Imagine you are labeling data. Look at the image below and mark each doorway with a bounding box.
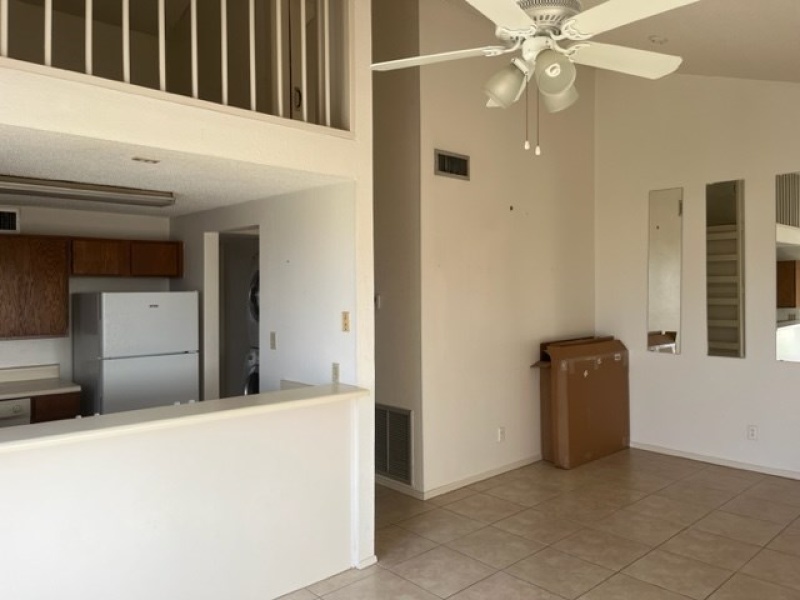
[219,228,260,398]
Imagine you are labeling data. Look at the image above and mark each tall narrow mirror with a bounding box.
[647,188,683,354]
[707,180,745,358]
[776,172,800,361]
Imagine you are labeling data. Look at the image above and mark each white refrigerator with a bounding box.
[72,291,200,415]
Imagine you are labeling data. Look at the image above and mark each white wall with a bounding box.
[0,206,171,376]
[0,387,365,600]
[1,0,375,568]
[372,0,424,488]
[171,184,358,396]
[595,73,800,475]
[373,0,597,495]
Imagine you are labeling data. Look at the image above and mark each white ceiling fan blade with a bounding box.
[564,0,701,39]
[372,46,507,72]
[569,42,682,79]
[463,0,535,30]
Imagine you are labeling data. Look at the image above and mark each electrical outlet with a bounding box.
[497,426,506,443]
[269,331,277,350]
[341,311,351,333]
[332,362,340,383]
[747,425,759,441]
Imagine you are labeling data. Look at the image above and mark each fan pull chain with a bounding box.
[535,89,542,156]
[524,84,542,156]
[524,85,531,151]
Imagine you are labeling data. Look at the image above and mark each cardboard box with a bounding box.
[533,336,629,469]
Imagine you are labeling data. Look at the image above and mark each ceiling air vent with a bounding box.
[435,149,470,181]
[0,208,20,233]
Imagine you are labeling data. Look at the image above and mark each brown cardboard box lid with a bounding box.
[531,336,619,369]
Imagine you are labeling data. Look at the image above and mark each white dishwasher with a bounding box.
[0,397,31,427]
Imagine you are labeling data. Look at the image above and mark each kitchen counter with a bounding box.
[0,383,366,449]
[0,378,80,401]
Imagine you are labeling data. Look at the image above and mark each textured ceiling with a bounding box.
[581,0,800,84]
[0,124,344,217]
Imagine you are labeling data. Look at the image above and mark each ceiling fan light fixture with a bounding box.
[483,58,529,109]
[533,49,578,112]
[540,84,579,112]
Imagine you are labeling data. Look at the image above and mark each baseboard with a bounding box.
[631,442,800,481]
[377,455,542,501]
[357,555,377,569]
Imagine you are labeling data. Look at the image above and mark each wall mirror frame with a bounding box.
[706,180,745,358]
[776,172,800,362]
[647,188,683,354]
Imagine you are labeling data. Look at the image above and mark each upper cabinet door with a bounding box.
[72,238,131,276]
[130,241,183,278]
[0,236,69,338]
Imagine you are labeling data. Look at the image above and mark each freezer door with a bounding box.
[100,353,199,414]
[101,292,199,358]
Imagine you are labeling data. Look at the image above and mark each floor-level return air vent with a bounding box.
[434,149,470,181]
[376,404,412,484]
[0,208,19,233]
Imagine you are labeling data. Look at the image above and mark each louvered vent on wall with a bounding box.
[375,404,412,484]
[434,150,470,181]
[777,173,800,227]
[0,208,20,233]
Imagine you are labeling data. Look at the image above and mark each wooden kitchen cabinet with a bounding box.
[70,238,183,278]
[31,392,81,423]
[0,235,69,338]
[72,238,131,276]
[777,261,800,308]
[130,240,183,277]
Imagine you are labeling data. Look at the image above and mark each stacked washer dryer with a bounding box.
[243,262,260,395]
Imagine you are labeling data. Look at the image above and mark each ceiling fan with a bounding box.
[372,0,701,113]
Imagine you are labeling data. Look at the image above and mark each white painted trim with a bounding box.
[300,0,308,122]
[190,0,198,99]
[122,0,130,83]
[274,0,284,118]
[0,56,353,138]
[44,0,53,67]
[376,454,542,500]
[357,556,377,569]
[84,0,92,75]
[220,0,228,106]
[157,0,165,91]
[0,0,8,57]
[248,0,256,110]
[631,442,800,481]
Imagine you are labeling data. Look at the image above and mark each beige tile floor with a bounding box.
[280,449,800,599]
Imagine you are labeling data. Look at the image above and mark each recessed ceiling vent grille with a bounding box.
[0,208,20,233]
[376,404,412,484]
[435,150,470,181]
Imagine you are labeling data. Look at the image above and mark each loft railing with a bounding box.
[0,0,349,130]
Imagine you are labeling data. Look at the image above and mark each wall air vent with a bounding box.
[376,404,412,484]
[0,208,20,233]
[434,149,470,181]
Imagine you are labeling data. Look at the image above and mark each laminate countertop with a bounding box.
[0,378,80,401]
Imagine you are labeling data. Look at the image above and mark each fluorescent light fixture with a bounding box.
[0,174,175,208]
